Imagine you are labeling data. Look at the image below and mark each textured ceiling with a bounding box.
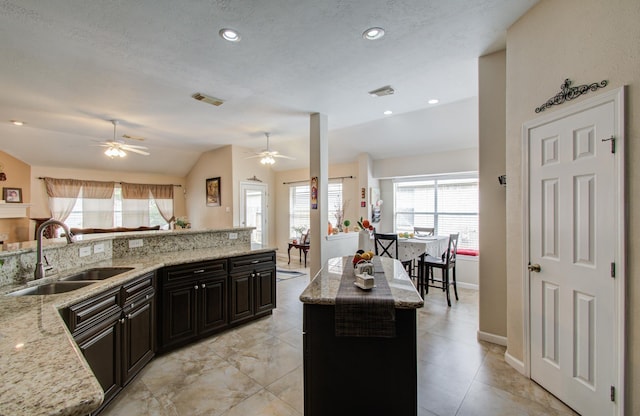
[0,0,537,175]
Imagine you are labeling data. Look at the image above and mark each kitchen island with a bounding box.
[0,228,274,416]
[299,256,423,416]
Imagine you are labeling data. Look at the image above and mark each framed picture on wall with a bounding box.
[206,177,221,207]
[3,187,22,203]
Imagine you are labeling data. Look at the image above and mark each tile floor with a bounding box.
[102,257,578,416]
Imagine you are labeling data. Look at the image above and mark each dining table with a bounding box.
[397,235,449,263]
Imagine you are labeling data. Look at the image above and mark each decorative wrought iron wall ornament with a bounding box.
[535,78,608,113]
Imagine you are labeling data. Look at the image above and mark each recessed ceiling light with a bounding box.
[10,120,24,126]
[428,99,439,104]
[219,28,241,42]
[383,110,393,115]
[362,27,385,40]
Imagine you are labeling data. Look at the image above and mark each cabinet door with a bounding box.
[229,272,254,324]
[199,276,228,336]
[75,313,122,411]
[122,291,155,384]
[254,266,276,316]
[160,281,198,350]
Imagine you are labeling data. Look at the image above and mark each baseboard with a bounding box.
[457,282,478,290]
[504,350,526,375]
[476,330,507,346]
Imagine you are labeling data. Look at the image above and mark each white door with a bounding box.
[240,182,267,249]
[527,90,624,415]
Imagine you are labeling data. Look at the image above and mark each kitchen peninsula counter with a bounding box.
[299,256,422,416]
[0,228,272,416]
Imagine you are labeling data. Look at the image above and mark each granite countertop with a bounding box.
[299,256,424,309]
[0,245,275,416]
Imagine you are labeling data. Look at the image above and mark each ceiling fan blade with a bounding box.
[121,134,145,141]
[121,144,148,150]
[244,154,263,159]
[273,154,295,160]
[124,147,150,156]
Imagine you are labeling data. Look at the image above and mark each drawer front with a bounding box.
[122,272,155,303]
[67,286,122,334]
[228,252,276,272]
[122,286,155,314]
[162,259,227,285]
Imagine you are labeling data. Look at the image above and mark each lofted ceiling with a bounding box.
[0,0,537,176]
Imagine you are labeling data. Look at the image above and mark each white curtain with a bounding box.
[122,198,150,227]
[83,195,115,227]
[149,184,174,223]
[44,178,82,222]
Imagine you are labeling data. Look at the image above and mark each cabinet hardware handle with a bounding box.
[127,314,133,319]
[145,295,150,300]
[119,318,125,324]
[194,269,205,273]
[256,272,261,277]
[202,283,206,288]
[130,302,135,308]
[251,260,259,264]
[194,285,199,289]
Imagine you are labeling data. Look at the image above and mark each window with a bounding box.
[394,175,478,250]
[289,182,342,238]
[66,185,168,229]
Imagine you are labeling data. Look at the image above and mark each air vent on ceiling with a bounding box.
[368,85,395,97]
[192,92,225,106]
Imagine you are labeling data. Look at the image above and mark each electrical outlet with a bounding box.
[93,243,105,254]
[79,246,92,257]
[229,232,238,240]
[128,239,143,248]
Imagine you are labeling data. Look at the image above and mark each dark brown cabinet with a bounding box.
[158,251,276,353]
[158,259,228,352]
[229,252,276,324]
[64,272,155,415]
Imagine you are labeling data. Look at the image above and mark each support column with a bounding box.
[309,113,329,279]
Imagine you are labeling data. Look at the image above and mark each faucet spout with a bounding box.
[35,219,74,279]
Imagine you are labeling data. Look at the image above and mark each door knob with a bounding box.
[528,264,541,272]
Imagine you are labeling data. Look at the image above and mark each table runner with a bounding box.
[334,256,396,338]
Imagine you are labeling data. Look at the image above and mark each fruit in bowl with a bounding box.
[352,250,375,266]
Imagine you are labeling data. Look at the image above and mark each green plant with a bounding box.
[175,216,189,228]
[292,225,307,236]
[343,219,351,228]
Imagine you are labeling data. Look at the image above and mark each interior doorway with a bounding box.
[523,87,625,415]
[239,182,268,249]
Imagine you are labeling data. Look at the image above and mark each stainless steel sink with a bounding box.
[61,267,134,281]
[7,281,97,296]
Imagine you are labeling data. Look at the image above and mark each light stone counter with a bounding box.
[0,241,275,416]
[299,255,424,309]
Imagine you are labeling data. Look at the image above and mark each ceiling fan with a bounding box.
[246,132,294,165]
[97,120,150,158]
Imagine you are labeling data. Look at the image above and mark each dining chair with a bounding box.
[417,233,459,306]
[413,226,435,237]
[374,233,413,275]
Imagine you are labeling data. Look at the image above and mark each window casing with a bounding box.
[394,175,478,250]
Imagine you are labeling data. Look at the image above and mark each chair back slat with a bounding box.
[444,233,459,265]
[413,226,435,236]
[374,233,399,259]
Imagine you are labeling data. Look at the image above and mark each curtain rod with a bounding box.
[37,177,183,187]
[282,175,355,185]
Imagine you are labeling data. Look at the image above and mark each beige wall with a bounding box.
[274,162,359,254]
[478,50,507,339]
[186,146,233,229]
[505,0,639,413]
[0,151,31,242]
[373,147,478,179]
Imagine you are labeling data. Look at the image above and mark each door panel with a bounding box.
[529,97,618,415]
[240,182,268,249]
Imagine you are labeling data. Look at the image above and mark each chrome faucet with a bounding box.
[35,219,74,279]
